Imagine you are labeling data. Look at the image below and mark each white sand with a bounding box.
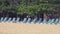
[0,22,60,34]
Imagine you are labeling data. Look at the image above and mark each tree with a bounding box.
[0,0,59,17]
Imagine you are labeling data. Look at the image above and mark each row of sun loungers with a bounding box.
[0,17,60,24]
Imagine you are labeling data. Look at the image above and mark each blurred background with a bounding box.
[0,0,60,20]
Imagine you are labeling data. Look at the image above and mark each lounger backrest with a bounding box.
[8,18,12,21]
[3,17,8,21]
[16,18,20,22]
[27,18,31,22]
[43,18,47,23]
[12,18,16,22]
[49,19,55,23]
[32,18,37,23]
[48,19,52,23]
[38,18,42,23]
[54,19,59,23]
[23,18,27,22]
[0,17,4,21]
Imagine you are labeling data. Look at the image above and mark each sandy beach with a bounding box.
[0,22,60,34]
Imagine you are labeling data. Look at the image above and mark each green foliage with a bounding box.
[0,0,59,16]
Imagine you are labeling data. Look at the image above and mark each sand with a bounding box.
[0,22,60,34]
